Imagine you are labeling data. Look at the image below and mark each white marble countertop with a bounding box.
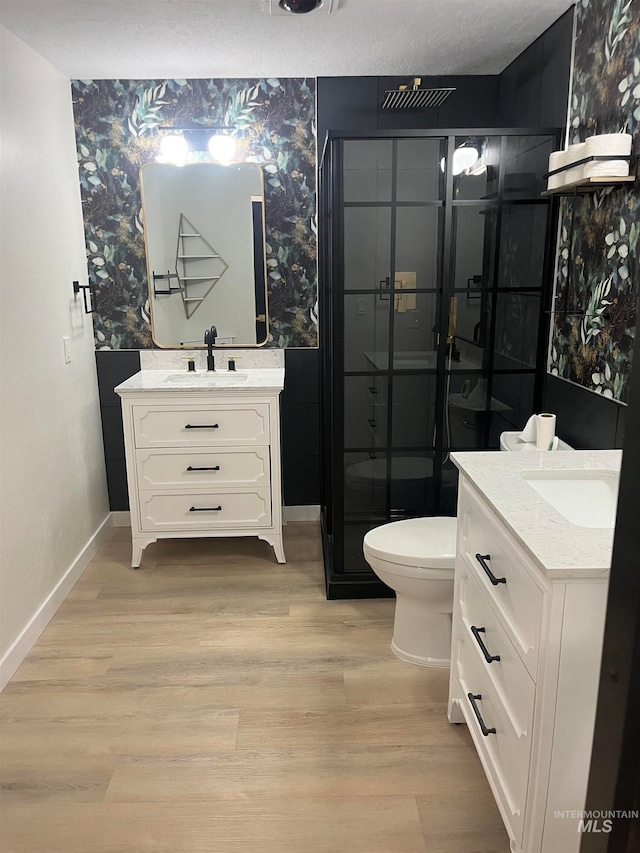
[452,450,622,578]
[115,368,285,394]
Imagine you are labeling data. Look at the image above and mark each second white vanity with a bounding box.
[115,366,285,567]
[448,450,621,853]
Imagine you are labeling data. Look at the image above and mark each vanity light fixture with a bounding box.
[207,133,236,164]
[158,133,188,165]
[156,125,237,165]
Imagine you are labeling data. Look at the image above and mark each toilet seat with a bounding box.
[363,516,457,575]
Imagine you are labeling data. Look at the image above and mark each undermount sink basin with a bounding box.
[521,469,619,528]
[163,371,248,385]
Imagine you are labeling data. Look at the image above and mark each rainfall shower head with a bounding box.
[381,78,456,110]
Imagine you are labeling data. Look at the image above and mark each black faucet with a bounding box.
[204,325,217,371]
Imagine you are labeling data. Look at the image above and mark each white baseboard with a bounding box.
[0,514,113,692]
[284,505,320,522]
[111,510,131,527]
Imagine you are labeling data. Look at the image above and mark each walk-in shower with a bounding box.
[319,129,559,598]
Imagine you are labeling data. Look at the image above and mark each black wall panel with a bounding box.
[498,7,574,129]
[95,350,141,511]
[543,374,626,450]
[282,348,321,505]
[317,74,499,154]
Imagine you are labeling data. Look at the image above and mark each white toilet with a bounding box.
[363,516,457,667]
[363,429,575,668]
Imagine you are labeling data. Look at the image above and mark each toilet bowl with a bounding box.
[363,431,574,668]
[363,517,457,667]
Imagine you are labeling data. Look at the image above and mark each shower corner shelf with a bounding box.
[541,175,636,196]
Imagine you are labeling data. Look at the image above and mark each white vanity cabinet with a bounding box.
[448,452,620,853]
[115,369,285,567]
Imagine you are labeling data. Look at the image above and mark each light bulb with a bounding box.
[208,134,236,164]
[452,145,479,176]
[159,134,188,165]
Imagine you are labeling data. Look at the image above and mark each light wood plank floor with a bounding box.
[0,523,509,853]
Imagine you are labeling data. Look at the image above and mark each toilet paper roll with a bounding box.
[547,150,569,190]
[583,159,630,178]
[585,133,632,156]
[535,413,557,450]
[565,143,587,185]
[583,133,632,179]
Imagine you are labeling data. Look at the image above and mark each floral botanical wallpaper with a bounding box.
[71,78,317,349]
[548,0,639,402]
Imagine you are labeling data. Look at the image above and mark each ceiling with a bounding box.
[0,0,574,80]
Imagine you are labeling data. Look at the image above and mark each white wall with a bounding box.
[0,27,110,686]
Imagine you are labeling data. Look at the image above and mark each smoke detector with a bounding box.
[267,0,338,15]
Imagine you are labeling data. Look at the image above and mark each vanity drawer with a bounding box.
[133,404,270,448]
[456,634,532,847]
[135,447,270,490]
[459,480,543,676]
[459,565,535,737]
[139,488,272,531]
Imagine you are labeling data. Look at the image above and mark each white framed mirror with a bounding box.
[140,162,268,348]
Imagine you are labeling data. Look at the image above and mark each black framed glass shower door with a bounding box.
[320,129,558,592]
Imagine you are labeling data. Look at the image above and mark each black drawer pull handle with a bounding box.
[368,386,378,395]
[186,465,220,471]
[368,418,377,428]
[468,693,496,736]
[189,505,222,512]
[185,423,219,429]
[471,626,501,663]
[475,553,506,586]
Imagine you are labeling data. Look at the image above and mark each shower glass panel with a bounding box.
[453,136,499,200]
[343,294,390,372]
[396,138,444,202]
[498,204,548,288]
[503,135,552,199]
[320,129,558,596]
[389,450,437,517]
[494,292,542,368]
[343,208,391,289]
[344,375,389,448]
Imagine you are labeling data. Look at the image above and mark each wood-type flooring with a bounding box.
[0,522,509,852]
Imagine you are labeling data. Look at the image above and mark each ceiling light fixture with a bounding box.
[278,0,323,12]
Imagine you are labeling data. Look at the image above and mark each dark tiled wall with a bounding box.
[498,8,574,129]
[96,348,320,511]
[317,75,500,151]
[281,349,320,505]
[543,374,626,450]
[95,351,141,510]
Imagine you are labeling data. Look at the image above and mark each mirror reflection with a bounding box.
[140,162,268,347]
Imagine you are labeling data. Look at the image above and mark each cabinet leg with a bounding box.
[273,535,286,564]
[259,534,286,564]
[131,539,146,569]
[448,696,466,725]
